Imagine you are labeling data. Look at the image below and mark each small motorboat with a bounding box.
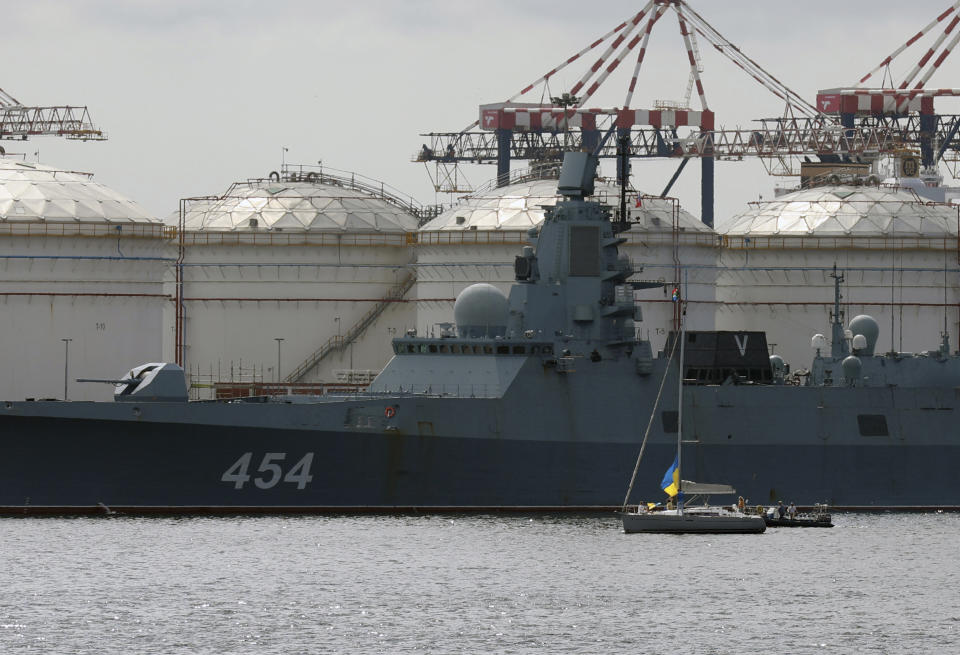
[763,503,833,528]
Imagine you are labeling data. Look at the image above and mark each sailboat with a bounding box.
[621,318,766,535]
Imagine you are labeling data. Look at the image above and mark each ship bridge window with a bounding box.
[483,345,493,354]
[439,345,449,353]
[406,344,416,353]
[542,345,553,355]
[429,345,438,353]
[497,345,510,355]
[858,414,889,437]
[512,346,525,355]
[450,345,460,354]
[419,344,429,353]
[530,346,539,354]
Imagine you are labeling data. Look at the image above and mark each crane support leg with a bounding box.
[661,157,690,197]
[701,156,714,228]
[937,116,960,163]
[616,128,632,187]
[920,113,936,168]
[496,128,511,186]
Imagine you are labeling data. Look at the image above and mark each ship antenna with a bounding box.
[616,133,630,234]
[829,264,846,359]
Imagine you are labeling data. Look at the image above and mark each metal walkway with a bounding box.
[283,271,415,383]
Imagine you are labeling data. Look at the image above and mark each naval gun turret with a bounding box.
[77,362,189,402]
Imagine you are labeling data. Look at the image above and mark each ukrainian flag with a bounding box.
[661,454,680,497]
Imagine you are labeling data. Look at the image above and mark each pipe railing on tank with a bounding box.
[721,234,960,252]
[175,231,412,248]
[268,164,444,224]
[414,229,719,247]
[0,222,174,239]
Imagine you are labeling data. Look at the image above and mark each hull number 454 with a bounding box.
[221,452,314,490]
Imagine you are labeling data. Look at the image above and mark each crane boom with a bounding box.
[0,87,105,141]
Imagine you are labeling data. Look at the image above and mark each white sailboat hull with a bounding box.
[621,508,766,534]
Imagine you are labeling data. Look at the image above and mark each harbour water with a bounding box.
[1,513,957,653]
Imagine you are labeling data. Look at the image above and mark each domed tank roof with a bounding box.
[719,185,958,236]
[0,158,157,224]
[176,169,420,233]
[454,283,508,338]
[420,174,709,233]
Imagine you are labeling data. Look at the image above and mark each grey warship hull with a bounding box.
[3,152,959,513]
[1,375,957,512]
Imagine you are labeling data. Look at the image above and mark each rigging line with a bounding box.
[681,2,817,117]
[621,330,680,512]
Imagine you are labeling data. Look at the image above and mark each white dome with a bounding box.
[719,185,958,236]
[0,158,157,224]
[420,176,709,233]
[454,283,508,338]
[177,177,419,233]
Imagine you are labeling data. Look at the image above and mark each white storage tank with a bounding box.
[416,170,717,351]
[172,167,422,397]
[0,158,171,401]
[716,184,959,368]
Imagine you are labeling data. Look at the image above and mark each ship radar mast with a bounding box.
[829,264,848,359]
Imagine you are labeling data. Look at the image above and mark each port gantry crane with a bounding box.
[814,0,960,179]
[0,87,105,143]
[414,0,900,227]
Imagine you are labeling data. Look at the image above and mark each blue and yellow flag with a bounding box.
[661,454,680,497]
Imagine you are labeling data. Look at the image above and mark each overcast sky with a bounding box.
[5,0,957,224]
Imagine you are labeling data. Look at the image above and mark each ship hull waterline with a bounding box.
[2,408,959,515]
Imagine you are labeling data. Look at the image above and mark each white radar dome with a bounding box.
[848,314,880,355]
[454,283,508,338]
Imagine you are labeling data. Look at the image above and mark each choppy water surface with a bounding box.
[0,513,957,654]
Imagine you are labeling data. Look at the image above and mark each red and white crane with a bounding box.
[815,1,960,174]
[416,0,881,226]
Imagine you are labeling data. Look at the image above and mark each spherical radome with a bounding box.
[848,314,880,355]
[0,159,157,223]
[454,283,508,338]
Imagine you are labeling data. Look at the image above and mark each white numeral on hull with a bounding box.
[221,452,315,490]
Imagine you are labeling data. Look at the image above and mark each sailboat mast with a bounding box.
[676,313,686,512]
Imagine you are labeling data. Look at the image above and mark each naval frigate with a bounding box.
[1,151,959,514]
